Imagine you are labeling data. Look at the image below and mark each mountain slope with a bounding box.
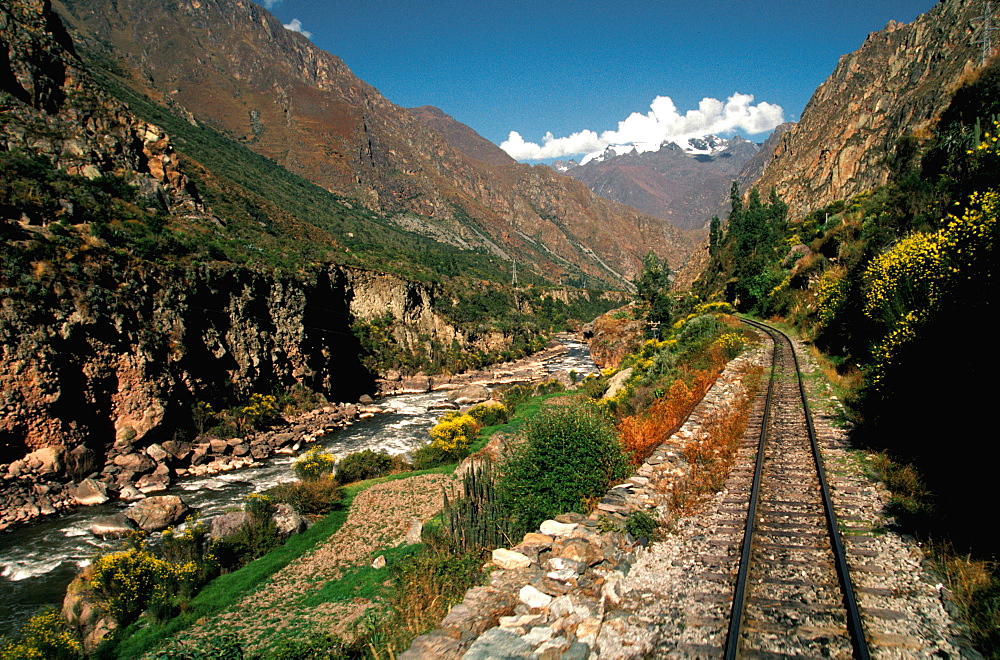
[53,0,697,287]
[555,137,760,230]
[753,0,985,217]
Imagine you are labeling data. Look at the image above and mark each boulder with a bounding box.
[602,368,634,400]
[209,438,229,454]
[208,511,251,540]
[447,384,491,404]
[88,513,136,539]
[404,517,423,545]
[62,568,117,654]
[124,495,192,531]
[272,502,306,536]
[492,548,532,570]
[25,446,64,475]
[67,478,109,506]
[462,628,532,660]
[66,445,98,480]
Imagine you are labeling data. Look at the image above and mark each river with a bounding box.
[0,337,598,633]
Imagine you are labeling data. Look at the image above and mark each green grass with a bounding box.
[298,544,421,607]
[109,466,451,659]
[112,390,572,658]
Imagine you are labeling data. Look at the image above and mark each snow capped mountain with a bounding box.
[553,135,762,230]
[576,134,735,166]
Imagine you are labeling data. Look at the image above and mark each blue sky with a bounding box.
[260,0,938,160]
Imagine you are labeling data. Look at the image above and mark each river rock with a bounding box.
[67,478,109,506]
[145,443,169,463]
[89,513,136,539]
[209,510,250,539]
[124,495,192,531]
[160,439,192,462]
[113,452,155,474]
[602,368,633,400]
[118,484,144,502]
[272,502,306,536]
[447,383,491,405]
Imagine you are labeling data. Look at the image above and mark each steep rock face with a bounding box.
[754,0,983,218]
[0,262,472,463]
[0,0,195,212]
[557,138,760,231]
[53,0,696,285]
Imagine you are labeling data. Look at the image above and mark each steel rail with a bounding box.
[723,319,779,660]
[725,318,871,659]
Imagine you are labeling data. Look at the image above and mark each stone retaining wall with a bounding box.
[401,348,765,659]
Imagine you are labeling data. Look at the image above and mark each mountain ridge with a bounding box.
[53,0,697,287]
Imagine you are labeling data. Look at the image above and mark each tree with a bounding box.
[635,251,672,331]
[709,215,722,256]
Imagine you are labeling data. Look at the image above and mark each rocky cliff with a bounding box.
[52,0,697,287]
[0,261,474,462]
[753,0,985,218]
[0,0,197,216]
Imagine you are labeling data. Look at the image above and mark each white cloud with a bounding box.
[283,18,312,39]
[501,93,784,161]
[260,0,281,8]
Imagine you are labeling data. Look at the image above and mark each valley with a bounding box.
[1,0,998,657]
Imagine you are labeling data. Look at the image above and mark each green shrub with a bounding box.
[409,443,457,470]
[211,516,281,572]
[335,449,394,484]
[499,383,535,410]
[467,401,510,427]
[498,401,629,537]
[266,476,342,517]
[624,510,658,540]
[243,493,275,520]
[294,446,335,482]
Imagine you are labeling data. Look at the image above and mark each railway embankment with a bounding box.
[404,324,968,658]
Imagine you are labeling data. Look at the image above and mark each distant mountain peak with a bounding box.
[554,134,763,230]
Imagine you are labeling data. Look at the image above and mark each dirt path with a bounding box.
[154,472,456,656]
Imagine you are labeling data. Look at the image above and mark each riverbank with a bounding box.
[0,335,586,534]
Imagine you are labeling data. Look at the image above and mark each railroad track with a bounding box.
[719,319,870,658]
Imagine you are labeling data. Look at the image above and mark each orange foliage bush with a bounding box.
[618,361,723,467]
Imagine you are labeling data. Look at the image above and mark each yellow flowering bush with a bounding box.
[713,332,745,360]
[293,445,335,481]
[239,393,281,430]
[429,414,479,453]
[0,608,82,660]
[813,266,848,327]
[693,301,735,315]
[90,548,190,625]
[864,190,996,387]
